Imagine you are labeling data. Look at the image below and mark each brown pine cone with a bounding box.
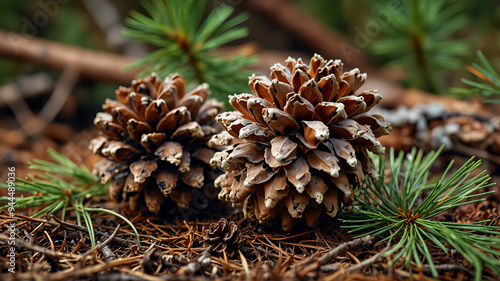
[209,54,391,230]
[89,73,224,214]
[203,218,242,257]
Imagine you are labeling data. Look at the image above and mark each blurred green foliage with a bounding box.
[369,0,470,93]
[289,0,349,32]
[290,0,500,96]
[1,0,500,102]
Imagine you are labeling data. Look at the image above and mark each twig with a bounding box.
[101,245,118,263]
[294,252,320,268]
[82,0,147,56]
[13,256,143,281]
[319,264,339,272]
[294,236,375,277]
[21,65,79,138]
[453,143,500,167]
[22,229,34,244]
[346,246,389,273]
[0,234,82,260]
[421,264,475,277]
[30,65,79,136]
[113,268,171,281]
[80,224,121,259]
[0,73,53,108]
[319,235,375,266]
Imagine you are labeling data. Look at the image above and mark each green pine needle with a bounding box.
[122,0,258,102]
[0,148,141,248]
[341,146,500,281]
[451,50,500,103]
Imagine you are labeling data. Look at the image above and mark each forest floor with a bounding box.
[0,179,499,280]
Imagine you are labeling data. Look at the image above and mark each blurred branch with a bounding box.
[24,65,80,136]
[0,73,54,108]
[243,0,376,72]
[0,65,79,139]
[83,0,147,56]
[0,29,139,84]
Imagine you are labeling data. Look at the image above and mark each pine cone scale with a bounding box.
[144,100,168,123]
[154,141,183,165]
[283,156,311,193]
[284,93,315,120]
[130,159,158,184]
[244,162,273,187]
[155,169,178,196]
[270,136,297,162]
[263,173,289,209]
[305,175,327,204]
[156,106,191,132]
[302,120,330,148]
[284,188,310,218]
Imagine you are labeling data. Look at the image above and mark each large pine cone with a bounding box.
[210,54,391,230]
[89,73,224,214]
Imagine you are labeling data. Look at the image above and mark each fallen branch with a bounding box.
[0,73,53,108]
[346,246,389,273]
[80,224,121,260]
[0,29,139,84]
[13,256,143,281]
[243,0,375,71]
[17,65,79,138]
[421,264,475,277]
[294,235,375,277]
[0,234,82,261]
[319,235,375,266]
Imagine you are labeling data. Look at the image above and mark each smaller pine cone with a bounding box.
[209,54,392,230]
[89,73,224,215]
[203,218,242,257]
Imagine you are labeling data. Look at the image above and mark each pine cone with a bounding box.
[203,218,242,257]
[210,54,392,230]
[89,73,224,214]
